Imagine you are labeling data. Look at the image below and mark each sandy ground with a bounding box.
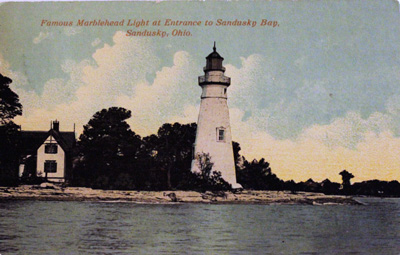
[0,184,361,205]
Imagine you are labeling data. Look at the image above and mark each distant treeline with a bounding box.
[266,178,400,197]
[236,159,400,197]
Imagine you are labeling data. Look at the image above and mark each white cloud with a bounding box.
[15,31,199,136]
[64,27,83,36]
[168,104,198,125]
[228,106,400,183]
[226,54,277,112]
[225,51,400,141]
[221,54,400,182]
[33,31,50,44]
[116,50,199,135]
[15,59,91,117]
[91,38,101,47]
[300,111,393,149]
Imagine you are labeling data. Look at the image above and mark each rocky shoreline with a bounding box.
[0,184,362,205]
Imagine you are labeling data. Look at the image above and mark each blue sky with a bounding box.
[1,0,400,182]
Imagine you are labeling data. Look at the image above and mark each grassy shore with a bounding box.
[0,184,361,205]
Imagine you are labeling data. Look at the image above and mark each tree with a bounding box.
[0,73,22,124]
[0,73,22,186]
[0,122,21,186]
[142,122,196,189]
[339,170,354,188]
[192,152,231,191]
[237,158,283,190]
[321,178,340,194]
[233,141,244,172]
[75,107,142,189]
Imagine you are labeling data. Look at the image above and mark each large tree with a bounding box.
[142,122,197,190]
[237,158,283,190]
[75,107,142,189]
[339,170,354,187]
[0,73,22,186]
[0,73,22,124]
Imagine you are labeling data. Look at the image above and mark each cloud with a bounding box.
[116,50,199,135]
[33,31,50,44]
[14,59,91,118]
[0,53,14,78]
[15,31,200,136]
[64,27,83,36]
[168,105,198,125]
[228,106,400,183]
[222,54,400,182]
[225,53,400,141]
[0,52,31,108]
[300,111,393,150]
[91,38,101,47]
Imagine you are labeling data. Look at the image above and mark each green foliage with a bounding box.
[113,172,136,190]
[352,180,400,197]
[0,74,22,124]
[73,116,233,191]
[74,107,142,189]
[0,121,21,186]
[195,152,214,180]
[142,122,196,190]
[232,141,242,166]
[191,153,231,191]
[0,74,22,186]
[237,158,283,190]
[339,170,354,187]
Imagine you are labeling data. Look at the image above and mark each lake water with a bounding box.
[0,198,399,254]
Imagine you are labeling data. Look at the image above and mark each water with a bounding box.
[0,198,399,254]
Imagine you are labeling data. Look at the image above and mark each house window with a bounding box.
[45,144,58,154]
[217,128,225,142]
[44,160,57,173]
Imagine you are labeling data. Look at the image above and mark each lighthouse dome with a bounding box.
[206,49,223,60]
[204,42,225,71]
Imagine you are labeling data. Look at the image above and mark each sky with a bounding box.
[1,0,400,183]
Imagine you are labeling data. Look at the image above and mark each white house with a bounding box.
[19,120,75,183]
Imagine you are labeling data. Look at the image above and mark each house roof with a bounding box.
[20,130,75,155]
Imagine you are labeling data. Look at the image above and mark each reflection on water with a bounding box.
[0,198,399,254]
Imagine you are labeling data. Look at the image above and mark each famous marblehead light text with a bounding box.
[191,43,242,189]
[40,18,278,28]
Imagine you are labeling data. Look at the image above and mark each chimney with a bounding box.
[52,120,60,132]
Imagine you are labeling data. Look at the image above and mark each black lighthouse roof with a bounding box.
[204,42,225,71]
[206,42,224,60]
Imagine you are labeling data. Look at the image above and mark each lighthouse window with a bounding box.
[224,88,227,95]
[217,129,225,141]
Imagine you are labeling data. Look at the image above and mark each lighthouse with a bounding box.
[191,43,241,189]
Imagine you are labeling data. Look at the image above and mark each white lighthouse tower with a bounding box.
[191,43,241,189]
